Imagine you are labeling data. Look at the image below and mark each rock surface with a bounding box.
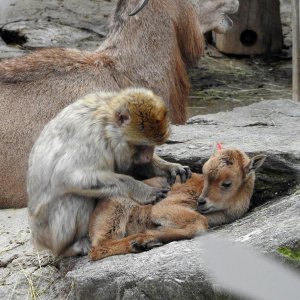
[0,0,117,58]
[68,190,300,300]
[0,100,299,299]
[159,99,300,205]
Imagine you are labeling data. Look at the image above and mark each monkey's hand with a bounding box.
[132,154,191,186]
[141,185,170,204]
[114,174,169,205]
[163,163,192,185]
[151,155,192,185]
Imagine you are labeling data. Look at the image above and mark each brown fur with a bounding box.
[89,174,208,261]
[88,148,265,260]
[0,0,239,208]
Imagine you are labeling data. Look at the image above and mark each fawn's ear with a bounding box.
[211,142,223,156]
[245,154,266,174]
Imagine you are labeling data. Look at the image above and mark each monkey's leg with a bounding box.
[47,196,95,257]
[62,237,91,257]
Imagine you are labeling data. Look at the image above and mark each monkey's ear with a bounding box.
[115,109,131,126]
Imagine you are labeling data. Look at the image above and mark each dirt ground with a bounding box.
[187,51,292,117]
[1,45,292,119]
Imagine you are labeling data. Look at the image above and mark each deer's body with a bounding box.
[89,174,207,261]
[0,0,239,208]
[89,149,266,260]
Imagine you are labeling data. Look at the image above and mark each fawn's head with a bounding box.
[197,149,266,216]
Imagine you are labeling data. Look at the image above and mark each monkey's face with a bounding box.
[115,89,170,146]
[133,145,155,165]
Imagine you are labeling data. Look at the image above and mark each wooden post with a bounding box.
[292,0,300,101]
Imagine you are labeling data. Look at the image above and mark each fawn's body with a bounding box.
[89,149,266,260]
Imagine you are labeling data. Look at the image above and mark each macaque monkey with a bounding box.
[27,88,191,257]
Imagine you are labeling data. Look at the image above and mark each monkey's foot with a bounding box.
[63,237,91,257]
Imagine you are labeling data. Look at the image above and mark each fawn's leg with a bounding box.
[91,204,209,261]
[89,199,162,261]
[89,232,163,261]
[89,205,207,260]
[148,203,208,243]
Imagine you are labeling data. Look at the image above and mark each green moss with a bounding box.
[277,246,300,262]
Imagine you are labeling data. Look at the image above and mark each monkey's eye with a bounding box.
[221,181,232,189]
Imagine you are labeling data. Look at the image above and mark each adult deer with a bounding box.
[0,0,239,208]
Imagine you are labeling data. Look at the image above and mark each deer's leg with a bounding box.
[89,233,163,261]
[89,205,207,261]
[89,199,162,261]
[148,204,208,243]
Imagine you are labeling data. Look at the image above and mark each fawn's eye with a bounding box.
[221,181,232,189]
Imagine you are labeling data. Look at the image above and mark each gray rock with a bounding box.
[157,99,300,205]
[1,20,103,50]
[0,100,299,299]
[0,33,25,59]
[63,99,300,299]
[66,190,300,300]
[0,0,117,35]
[0,0,117,57]
[0,45,25,59]
[279,0,292,51]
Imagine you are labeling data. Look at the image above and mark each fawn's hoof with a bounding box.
[131,239,163,252]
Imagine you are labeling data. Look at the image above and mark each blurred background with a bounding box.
[0,0,294,117]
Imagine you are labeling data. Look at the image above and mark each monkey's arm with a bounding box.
[133,154,191,184]
[116,173,170,204]
[61,170,168,205]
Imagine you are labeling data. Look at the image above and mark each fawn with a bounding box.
[89,148,266,260]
